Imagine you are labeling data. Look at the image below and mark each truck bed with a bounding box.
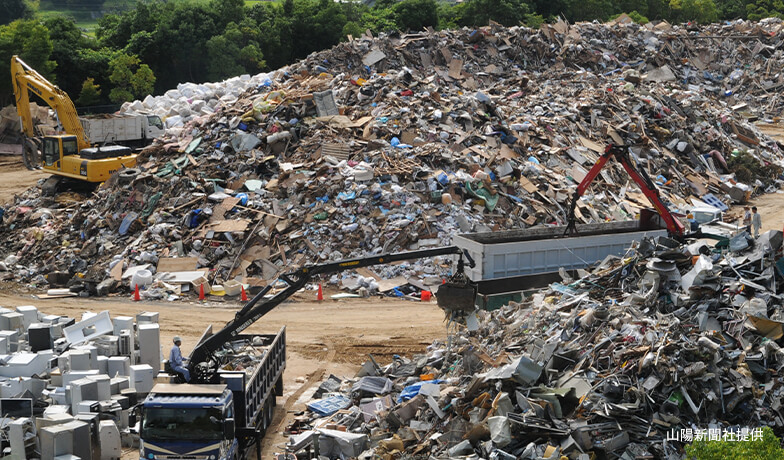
[454,217,667,281]
[217,328,286,437]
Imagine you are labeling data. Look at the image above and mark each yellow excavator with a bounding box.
[11,55,138,194]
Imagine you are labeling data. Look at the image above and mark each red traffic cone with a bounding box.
[420,290,432,302]
[133,284,140,301]
[241,285,248,302]
[317,283,324,301]
[199,283,206,301]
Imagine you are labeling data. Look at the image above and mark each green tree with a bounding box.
[670,0,719,22]
[108,53,155,103]
[342,21,364,38]
[393,0,439,31]
[210,0,245,28]
[746,0,784,19]
[205,19,265,81]
[685,427,784,460]
[45,16,96,103]
[361,7,398,33]
[76,78,101,106]
[564,0,614,21]
[614,0,651,16]
[1,0,34,26]
[715,0,746,18]
[524,12,545,27]
[457,0,530,26]
[290,0,348,60]
[0,19,55,106]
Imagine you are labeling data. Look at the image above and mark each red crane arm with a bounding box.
[565,144,685,237]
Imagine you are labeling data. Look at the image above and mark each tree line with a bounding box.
[0,0,779,108]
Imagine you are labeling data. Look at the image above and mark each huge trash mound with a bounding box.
[1,19,783,298]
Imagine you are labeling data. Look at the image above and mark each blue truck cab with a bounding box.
[139,328,286,460]
[140,384,239,460]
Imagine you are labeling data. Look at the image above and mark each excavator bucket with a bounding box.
[436,277,477,316]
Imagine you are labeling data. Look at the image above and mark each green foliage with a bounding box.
[524,13,545,28]
[727,151,784,186]
[746,0,784,20]
[107,52,155,103]
[0,19,55,106]
[457,0,530,26]
[564,0,614,21]
[361,7,397,33]
[206,20,265,81]
[437,2,461,29]
[76,77,101,106]
[669,0,719,22]
[685,427,784,460]
[44,16,96,101]
[393,0,439,31]
[1,0,34,26]
[715,0,746,18]
[609,10,650,22]
[342,21,365,38]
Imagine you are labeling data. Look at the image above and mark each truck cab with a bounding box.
[140,384,238,460]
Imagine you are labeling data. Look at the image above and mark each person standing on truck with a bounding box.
[170,336,190,382]
[751,206,762,238]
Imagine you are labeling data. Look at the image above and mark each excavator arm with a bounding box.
[11,55,91,151]
[188,246,476,382]
[565,144,685,237]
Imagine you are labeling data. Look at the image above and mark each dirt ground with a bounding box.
[0,156,47,206]
[0,290,448,458]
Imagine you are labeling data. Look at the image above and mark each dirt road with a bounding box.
[0,156,46,206]
[749,190,784,233]
[0,290,447,458]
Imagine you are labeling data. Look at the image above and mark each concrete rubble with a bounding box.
[290,230,784,459]
[0,304,270,459]
[2,19,784,299]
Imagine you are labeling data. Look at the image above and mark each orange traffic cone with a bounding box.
[240,285,248,302]
[199,283,206,301]
[317,283,324,301]
[420,290,432,302]
[133,284,140,301]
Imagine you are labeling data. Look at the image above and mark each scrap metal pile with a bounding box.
[2,19,784,297]
[291,230,784,459]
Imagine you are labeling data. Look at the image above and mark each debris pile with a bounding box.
[2,19,784,297]
[291,230,784,459]
[0,303,275,458]
[0,306,156,457]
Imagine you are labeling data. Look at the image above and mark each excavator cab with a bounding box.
[37,134,137,195]
[41,135,78,167]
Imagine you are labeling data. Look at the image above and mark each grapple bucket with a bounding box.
[436,279,477,314]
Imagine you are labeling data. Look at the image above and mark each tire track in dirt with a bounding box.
[261,337,337,458]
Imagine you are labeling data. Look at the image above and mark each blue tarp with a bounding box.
[307,394,351,417]
[397,380,444,403]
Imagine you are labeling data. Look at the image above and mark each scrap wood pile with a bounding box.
[2,19,784,298]
[291,230,784,459]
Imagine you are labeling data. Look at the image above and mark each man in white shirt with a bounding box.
[751,206,762,238]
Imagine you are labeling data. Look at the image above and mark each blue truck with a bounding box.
[139,329,286,460]
[138,246,477,459]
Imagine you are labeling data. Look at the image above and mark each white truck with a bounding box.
[79,114,164,149]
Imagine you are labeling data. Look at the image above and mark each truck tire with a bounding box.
[118,168,140,184]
